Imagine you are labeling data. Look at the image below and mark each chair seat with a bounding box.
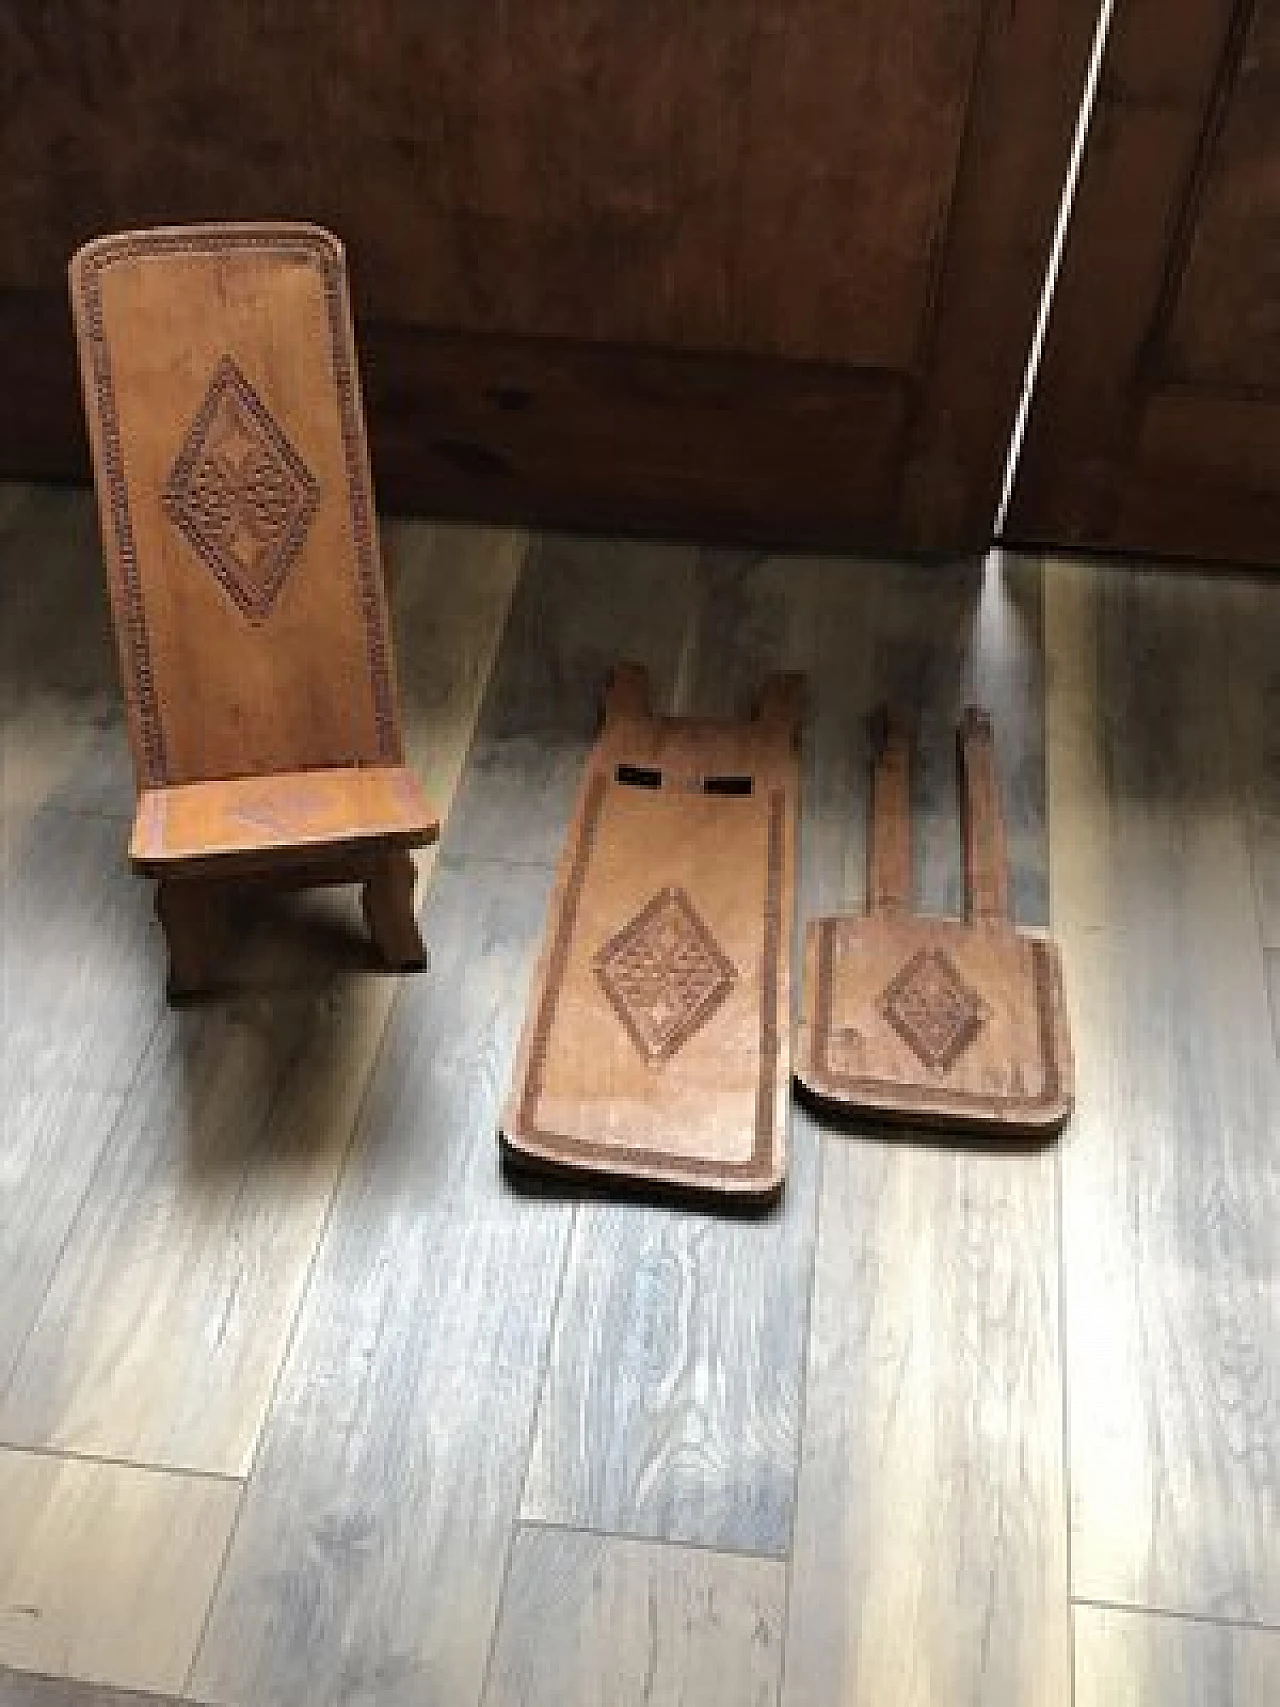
[130,765,439,877]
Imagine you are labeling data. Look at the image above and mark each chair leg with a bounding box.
[362,851,427,971]
[155,879,219,1000]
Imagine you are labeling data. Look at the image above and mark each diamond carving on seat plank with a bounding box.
[879,946,989,1075]
[593,885,737,1063]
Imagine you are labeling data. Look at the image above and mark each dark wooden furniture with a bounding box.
[1006,0,1280,566]
[69,222,439,996]
[795,709,1073,1136]
[3,2,1098,552]
[503,664,802,1199]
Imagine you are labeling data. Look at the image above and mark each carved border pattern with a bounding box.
[73,226,397,785]
[811,916,1063,1112]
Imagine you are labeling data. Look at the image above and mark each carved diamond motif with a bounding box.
[880,947,988,1075]
[594,886,737,1063]
[162,355,320,620]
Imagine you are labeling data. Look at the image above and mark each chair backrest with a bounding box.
[69,223,404,790]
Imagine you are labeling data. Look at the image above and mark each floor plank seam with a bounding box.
[438,847,563,878]
[1264,951,1280,1059]
[1069,1596,1280,1636]
[1056,1134,1080,1707]
[513,1510,790,1566]
[0,1443,245,1487]
[0,1005,165,1408]
[773,1121,826,1707]
[1046,619,1079,1707]
[178,963,411,1700]
[6,799,134,825]
[476,1202,582,1707]
[0,1660,187,1704]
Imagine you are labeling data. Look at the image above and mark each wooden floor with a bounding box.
[1,482,1276,1706]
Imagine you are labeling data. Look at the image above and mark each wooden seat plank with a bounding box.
[130,765,437,876]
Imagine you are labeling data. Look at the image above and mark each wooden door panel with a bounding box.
[1165,12,1280,389]
[1007,0,1280,565]
[0,2,1098,551]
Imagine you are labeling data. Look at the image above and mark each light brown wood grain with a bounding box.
[796,705,1072,1134]
[480,1525,785,1707]
[0,1451,239,1695]
[782,551,1069,1707]
[69,225,449,988]
[129,765,436,876]
[70,226,407,792]
[502,663,801,1198]
[1074,1605,1280,1707]
[1046,556,1280,1622]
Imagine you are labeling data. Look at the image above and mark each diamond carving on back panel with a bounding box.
[879,946,989,1075]
[162,354,320,620]
[593,885,737,1063]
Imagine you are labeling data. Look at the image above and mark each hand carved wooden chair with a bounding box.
[69,223,439,997]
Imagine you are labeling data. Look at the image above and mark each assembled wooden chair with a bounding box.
[69,223,439,997]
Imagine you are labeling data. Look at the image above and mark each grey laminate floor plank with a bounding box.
[0,488,133,833]
[0,810,164,1391]
[5,488,1276,1706]
[191,533,699,1707]
[382,517,527,874]
[0,512,523,1478]
[0,489,170,1413]
[1074,1604,1280,1707]
[520,549,823,1555]
[1222,577,1280,950]
[0,1082,125,1395]
[1047,559,1279,1623]
[0,480,33,533]
[187,865,571,1707]
[0,1669,184,1707]
[481,1524,786,1707]
[781,551,1069,1707]
[0,1450,240,1695]
[0,975,392,1474]
[443,533,698,867]
[1,809,162,1095]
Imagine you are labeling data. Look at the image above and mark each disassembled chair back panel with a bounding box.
[796,707,1072,1136]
